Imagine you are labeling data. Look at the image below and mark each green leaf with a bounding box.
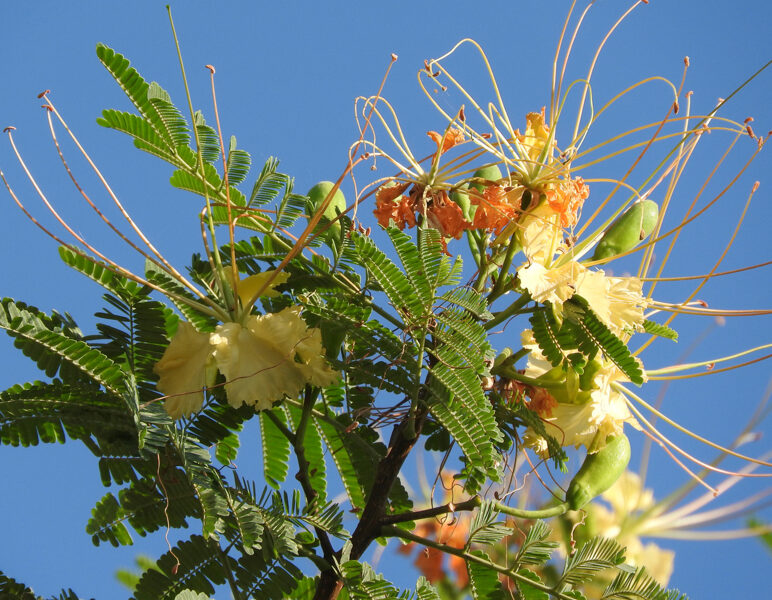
[513,521,558,567]
[259,409,291,489]
[354,232,421,320]
[642,319,678,341]
[96,44,184,152]
[468,501,512,546]
[286,404,327,501]
[86,492,133,547]
[315,416,367,511]
[0,571,37,600]
[0,380,132,448]
[467,550,506,599]
[215,432,240,466]
[530,307,565,367]
[97,109,176,162]
[388,227,434,308]
[0,299,126,396]
[560,537,625,588]
[224,136,251,185]
[438,287,492,320]
[564,297,645,385]
[602,566,688,600]
[415,577,441,600]
[132,535,226,600]
[516,569,549,600]
[225,492,265,555]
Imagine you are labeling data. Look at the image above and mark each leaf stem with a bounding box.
[381,525,577,600]
[380,495,568,526]
[485,293,532,331]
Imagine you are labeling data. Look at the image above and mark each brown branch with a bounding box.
[312,406,429,600]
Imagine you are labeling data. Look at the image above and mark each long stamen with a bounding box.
[206,64,240,317]
[42,95,205,299]
[619,383,772,469]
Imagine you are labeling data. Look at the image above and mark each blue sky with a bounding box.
[1,1,770,598]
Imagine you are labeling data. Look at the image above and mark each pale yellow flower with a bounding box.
[154,321,215,419]
[210,307,338,411]
[518,261,579,306]
[516,201,563,263]
[224,269,290,309]
[520,330,639,455]
[519,261,647,337]
[575,271,647,337]
[592,472,674,586]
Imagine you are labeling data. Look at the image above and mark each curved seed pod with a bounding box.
[592,199,659,261]
[565,433,631,510]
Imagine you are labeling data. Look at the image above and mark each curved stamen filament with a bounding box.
[43,96,205,300]
[618,383,772,469]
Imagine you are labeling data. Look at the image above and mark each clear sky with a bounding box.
[1,1,770,598]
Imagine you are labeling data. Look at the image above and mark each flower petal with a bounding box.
[154,321,213,419]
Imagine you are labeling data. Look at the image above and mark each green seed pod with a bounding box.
[306,181,347,238]
[450,184,474,221]
[471,164,502,192]
[565,433,631,510]
[592,199,659,261]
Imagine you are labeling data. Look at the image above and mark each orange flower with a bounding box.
[471,185,520,233]
[527,386,558,418]
[427,127,465,155]
[403,516,471,587]
[544,176,589,228]
[374,182,413,229]
[426,191,469,239]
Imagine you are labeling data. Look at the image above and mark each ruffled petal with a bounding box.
[154,321,213,419]
[210,308,338,411]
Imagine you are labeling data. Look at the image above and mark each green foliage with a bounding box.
[1,37,708,600]
[642,320,678,341]
[468,501,513,546]
[467,551,506,600]
[559,537,626,588]
[530,298,644,386]
[0,298,126,395]
[602,567,687,600]
[132,535,226,600]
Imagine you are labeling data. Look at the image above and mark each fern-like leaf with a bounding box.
[96,44,180,152]
[354,232,421,321]
[642,319,678,341]
[564,298,644,385]
[602,566,688,600]
[467,550,506,599]
[513,520,558,567]
[258,409,291,489]
[560,537,626,588]
[389,227,434,308]
[132,535,226,600]
[468,501,512,546]
[0,299,126,395]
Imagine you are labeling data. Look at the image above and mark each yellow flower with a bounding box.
[224,269,290,309]
[518,261,580,306]
[592,472,674,586]
[154,321,215,419]
[515,201,564,263]
[518,261,647,337]
[520,330,639,454]
[210,307,338,411]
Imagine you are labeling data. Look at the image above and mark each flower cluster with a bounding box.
[372,113,590,252]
